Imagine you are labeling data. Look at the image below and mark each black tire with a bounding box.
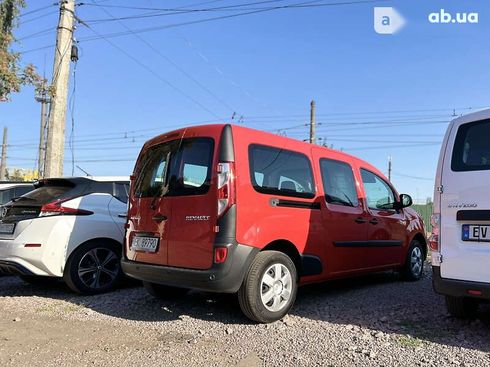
[63,240,123,295]
[142,281,188,299]
[401,240,425,281]
[19,275,59,285]
[445,296,479,318]
[238,250,298,323]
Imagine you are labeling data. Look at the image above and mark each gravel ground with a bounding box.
[1,262,489,367]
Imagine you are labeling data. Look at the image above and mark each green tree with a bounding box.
[0,0,44,101]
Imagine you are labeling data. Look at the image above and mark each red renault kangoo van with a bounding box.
[122,124,426,323]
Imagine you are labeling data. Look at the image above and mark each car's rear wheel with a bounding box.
[445,296,479,318]
[142,281,188,298]
[401,240,425,281]
[238,250,298,323]
[19,275,59,285]
[64,240,123,295]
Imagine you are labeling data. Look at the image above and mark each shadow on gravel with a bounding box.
[2,263,490,353]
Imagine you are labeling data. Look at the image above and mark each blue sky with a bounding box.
[1,0,489,201]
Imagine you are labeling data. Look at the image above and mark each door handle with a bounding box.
[118,213,127,218]
[354,217,367,224]
[152,215,168,222]
[369,218,379,225]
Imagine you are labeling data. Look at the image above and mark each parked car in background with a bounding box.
[122,124,427,323]
[431,108,490,317]
[0,182,35,207]
[0,176,129,294]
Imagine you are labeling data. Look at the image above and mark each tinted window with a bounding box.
[114,183,129,203]
[361,169,395,210]
[22,180,79,205]
[249,145,315,198]
[14,186,34,198]
[0,188,14,205]
[452,119,490,172]
[320,159,359,207]
[134,138,214,198]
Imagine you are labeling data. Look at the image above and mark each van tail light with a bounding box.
[214,247,228,264]
[428,213,440,251]
[217,162,236,218]
[39,199,94,217]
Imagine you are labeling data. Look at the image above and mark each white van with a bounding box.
[431,108,490,317]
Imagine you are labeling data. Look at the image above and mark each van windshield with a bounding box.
[452,119,490,172]
[134,137,214,198]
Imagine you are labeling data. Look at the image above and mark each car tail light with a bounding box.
[429,213,440,251]
[39,199,94,217]
[217,162,235,218]
[214,247,228,264]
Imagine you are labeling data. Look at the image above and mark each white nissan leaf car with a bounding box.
[0,176,129,294]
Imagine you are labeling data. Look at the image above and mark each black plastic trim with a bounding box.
[457,210,490,221]
[219,124,235,162]
[432,266,490,300]
[300,254,323,276]
[333,240,403,247]
[270,198,321,210]
[122,243,259,293]
[0,260,34,276]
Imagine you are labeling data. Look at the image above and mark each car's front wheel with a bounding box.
[64,240,123,295]
[401,240,425,281]
[238,250,298,323]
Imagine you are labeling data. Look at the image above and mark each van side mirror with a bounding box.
[398,194,413,208]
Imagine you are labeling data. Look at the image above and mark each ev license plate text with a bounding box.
[462,224,490,242]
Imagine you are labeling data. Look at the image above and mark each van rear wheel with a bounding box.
[238,251,298,323]
[142,281,188,299]
[445,296,479,318]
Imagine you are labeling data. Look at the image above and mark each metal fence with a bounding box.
[412,203,433,234]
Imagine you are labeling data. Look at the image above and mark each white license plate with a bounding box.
[131,236,159,252]
[0,223,15,234]
[462,224,490,242]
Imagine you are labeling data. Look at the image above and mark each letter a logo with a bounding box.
[374,7,406,34]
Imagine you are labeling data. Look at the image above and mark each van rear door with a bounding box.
[440,117,490,283]
[166,136,217,270]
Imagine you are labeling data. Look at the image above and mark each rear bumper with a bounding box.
[121,243,259,293]
[0,260,34,275]
[432,266,490,300]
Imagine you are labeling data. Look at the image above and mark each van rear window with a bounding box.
[249,144,315,198]
[134,138,214,198]
[452,119,490,172]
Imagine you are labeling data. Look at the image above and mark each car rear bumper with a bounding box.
[121,243,259,293]
[0,260,35,275]
[432,266,490,300]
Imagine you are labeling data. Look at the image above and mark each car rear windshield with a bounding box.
[22,179,81,205]
[249,144,315,198]
[134,137,214,198]
[452,119,490,172]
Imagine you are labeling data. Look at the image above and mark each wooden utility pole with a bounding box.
[309,100,316,144]
[44,0,75,178]
[0,128,7,180]
[35,82,50,178]
[388,155,392,181]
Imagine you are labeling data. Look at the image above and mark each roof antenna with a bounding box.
[76,165,91,177]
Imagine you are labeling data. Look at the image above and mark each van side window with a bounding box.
[452,119,490,172]
[249,145,315,198]
[361,169,395,210]
[320,159,359,207]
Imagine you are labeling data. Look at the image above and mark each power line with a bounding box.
[76,17,223,119]
[90,1,239,117]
